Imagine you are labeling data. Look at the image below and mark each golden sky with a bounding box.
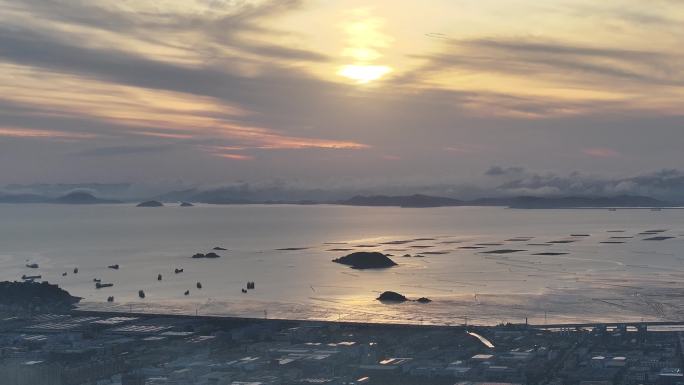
[1,0,683,185]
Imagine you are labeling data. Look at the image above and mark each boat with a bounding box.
[107,296,114,302]
[184,290,190,296]
[26,263,39,269]
[95,282,113,289]
[174,268,184,274]
[241,288,247,293]
[73,267,79,274]
[108,264,119,270]
[62,272,67,276]
[157,274,162,281]
[196,282,202,289]
[93,278,101,282]
[247,281,255,289]
[21,274,41,280]
[138,290,145,298]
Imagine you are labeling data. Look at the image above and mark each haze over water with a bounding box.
[2,204,684,326]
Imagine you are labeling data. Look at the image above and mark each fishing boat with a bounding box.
[21,274,41,280]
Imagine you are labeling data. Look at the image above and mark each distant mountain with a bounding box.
[339,194,673,209]
[53,191,120,204]
[4,183,132,198]
[340,194,464,208]
[0,191,120,204]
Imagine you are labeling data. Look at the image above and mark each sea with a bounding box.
[2,203,684,326]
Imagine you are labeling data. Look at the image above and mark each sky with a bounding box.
[1,0,684,195]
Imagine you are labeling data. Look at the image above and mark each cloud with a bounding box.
[413,37,680,88]
[485,166,526,176]
[213,153,254,161]
[581,147,621,158]
[1,0,324,63]
[1,0,684,186]
[0,127,96,140]
[76,144,177,157]
[490,168,684,200]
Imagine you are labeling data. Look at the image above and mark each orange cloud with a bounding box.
[0,127,96,139]
[213,153,254,161]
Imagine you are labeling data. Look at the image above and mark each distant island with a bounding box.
[136,200,164,207]
[53,191,120,204]
[0,187,677,209]
[332,252,397,269]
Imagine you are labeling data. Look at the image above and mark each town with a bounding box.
[1,307,682,385]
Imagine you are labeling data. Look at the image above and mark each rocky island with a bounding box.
[377,291,408,302]
[377,291,432,304]
[180,201,194,207]
[137,200,164,207]
[332,252,397,269]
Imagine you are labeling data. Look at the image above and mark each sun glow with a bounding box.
[338,65,392,83]
[336,8,393,84]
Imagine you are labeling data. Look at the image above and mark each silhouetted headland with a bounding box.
[0,281,80,311]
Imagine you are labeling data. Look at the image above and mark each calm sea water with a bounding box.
[2,204,684,325]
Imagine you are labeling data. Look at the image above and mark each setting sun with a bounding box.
[337,64,392,83]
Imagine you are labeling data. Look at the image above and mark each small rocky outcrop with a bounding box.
[377,291,408,302]
[180,202,194,207]
[332,252,397,269]
[136,200,164,207]
[416,297,432,303]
